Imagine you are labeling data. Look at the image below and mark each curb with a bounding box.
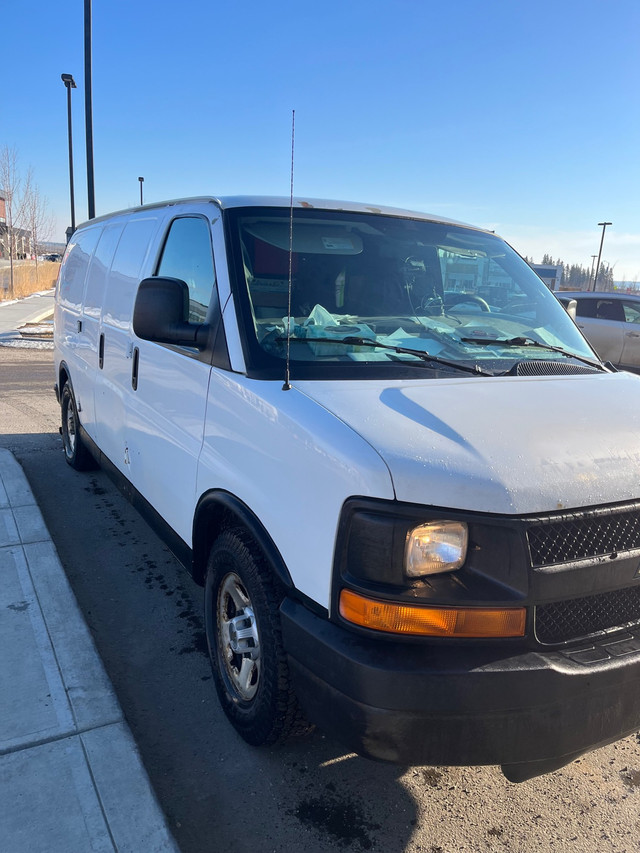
[0,449,180,852]
[19,307,54,327]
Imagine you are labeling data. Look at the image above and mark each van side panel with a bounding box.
[55,226,101,427]
[79,223,124,438]
[124,207,222,543]
[197,374,394,609]
[127,349,212,543]
[96,216,161,474]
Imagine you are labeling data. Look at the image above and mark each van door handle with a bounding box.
[99,333,105,369]
[132,347,140,390]
[77,319,83,333]
[625,331,640,338]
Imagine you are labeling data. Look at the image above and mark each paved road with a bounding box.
[3,346,640,853]
[0,289,54,342]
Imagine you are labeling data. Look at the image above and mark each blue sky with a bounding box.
[4,0,640,280]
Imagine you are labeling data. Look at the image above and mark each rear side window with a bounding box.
[58,227,101,309]
[84,224,123,319]
[102,218,159,327]
[574,298,625,321]
[593,300,624,322]
[575,298,596,318]
[622,301,640,324]
[157,217,216,323]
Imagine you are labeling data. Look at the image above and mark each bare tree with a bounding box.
[0,146,22,297]
[22,168,54,280]
[0,146,54,297]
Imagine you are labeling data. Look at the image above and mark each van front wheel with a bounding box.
[61,383,95,471]
[205,528,307,746]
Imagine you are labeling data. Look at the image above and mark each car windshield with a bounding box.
[229,207,596,378]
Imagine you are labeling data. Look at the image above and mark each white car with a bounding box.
[558,290,640,372]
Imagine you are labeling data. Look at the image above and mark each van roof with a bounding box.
[75,196,488,233]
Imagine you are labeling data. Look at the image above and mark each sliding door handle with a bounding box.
[132,347,140,390]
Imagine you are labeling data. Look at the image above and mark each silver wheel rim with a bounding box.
[64,398,77,456]
[217,572,260,702]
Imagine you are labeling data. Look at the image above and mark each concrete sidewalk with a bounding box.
[0,290,55,341]
[0,449,180,852]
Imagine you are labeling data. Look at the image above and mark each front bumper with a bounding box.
[281,598,640,778]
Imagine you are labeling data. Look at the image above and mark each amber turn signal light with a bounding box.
[339,589,526,638]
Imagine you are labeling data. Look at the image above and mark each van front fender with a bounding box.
[192,490,294,591]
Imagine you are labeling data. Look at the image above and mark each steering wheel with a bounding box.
[445,293,491,312]
[502,300,537,314]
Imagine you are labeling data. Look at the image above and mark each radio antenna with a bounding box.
[282,109,295,391]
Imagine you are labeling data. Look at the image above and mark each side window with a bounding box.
[622,302,640,324]
[84,224,123,319]
[575,298,597,318]
[594,299,625,322]
[58,227,101,309]
[157,217,216,323]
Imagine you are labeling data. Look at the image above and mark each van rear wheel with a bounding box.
[61,383,95,471]
[205,528,308,745]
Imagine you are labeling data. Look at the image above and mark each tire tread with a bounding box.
[206,527,312,746]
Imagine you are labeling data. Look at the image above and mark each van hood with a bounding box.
[296,372,640,515]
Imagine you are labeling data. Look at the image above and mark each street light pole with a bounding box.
[61,74,77,240]
[84,0,95,219]
[138,176,144,206]
[593,222,612,291]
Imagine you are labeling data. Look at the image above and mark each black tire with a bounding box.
[60,383,95,471]
[204,528,309,746]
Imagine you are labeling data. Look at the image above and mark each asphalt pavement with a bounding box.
[0,294,180,852]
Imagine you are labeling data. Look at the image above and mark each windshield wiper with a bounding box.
[458,336,608,372]
[277,335,493,376]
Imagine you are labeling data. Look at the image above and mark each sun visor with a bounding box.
[245,222,363,255]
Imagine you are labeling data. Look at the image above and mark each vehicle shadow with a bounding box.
[260,733,419,852]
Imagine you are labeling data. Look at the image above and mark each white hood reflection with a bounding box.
[297,372,640,515]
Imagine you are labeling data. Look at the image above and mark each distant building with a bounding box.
[530,263,563,291]
[0,191,32,259]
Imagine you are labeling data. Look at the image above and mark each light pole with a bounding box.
[593,222,612,291]
[61,73,77,240]
[84,0,95,219]
[138,176,144,205]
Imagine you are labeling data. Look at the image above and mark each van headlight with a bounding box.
[405,521,468,577]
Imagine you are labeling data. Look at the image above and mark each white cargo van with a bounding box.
[54,197,640,782]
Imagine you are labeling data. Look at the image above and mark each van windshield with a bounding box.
[228,207,596,379]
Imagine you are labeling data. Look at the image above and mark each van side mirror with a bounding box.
[564,299,577,321]
[133,276,209,349]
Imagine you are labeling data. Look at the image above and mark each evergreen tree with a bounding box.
[529,254,616,291]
